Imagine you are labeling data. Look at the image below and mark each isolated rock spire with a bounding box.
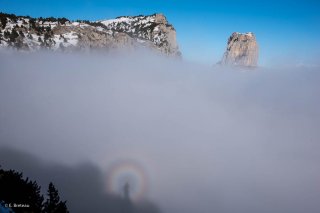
[220,32,259,67]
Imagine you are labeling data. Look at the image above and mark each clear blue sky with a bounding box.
[1,0,319,66]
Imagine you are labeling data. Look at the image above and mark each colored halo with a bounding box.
[106,159,148,201]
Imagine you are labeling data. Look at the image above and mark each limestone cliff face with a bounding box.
[221,32,259,67]
[99,13,181,56]
[0,13,181,57]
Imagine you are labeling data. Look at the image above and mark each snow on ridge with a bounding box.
[235,32,254,36]
[98,14,157,28]
[100,17,131,26]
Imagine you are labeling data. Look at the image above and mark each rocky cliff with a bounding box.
[0,13,181,57]
[220,32,259,67]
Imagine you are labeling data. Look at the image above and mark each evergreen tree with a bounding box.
[43,182,69,213]
[29,18,36,29]
[0,167,44,213]
[9,29,19,42]
[19,30,25,37]
[0,16,7,29]
[57,18,69,25]
[44,32,50,41]
[45,26,51,32]
[4,30,10,39]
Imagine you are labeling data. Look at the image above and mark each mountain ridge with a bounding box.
[0,12,181,57]
[0,12,259,67]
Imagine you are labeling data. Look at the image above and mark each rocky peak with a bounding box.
[221,32,259,67]
[153,13,167,24]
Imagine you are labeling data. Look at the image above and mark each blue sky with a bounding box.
[1,0,319,66]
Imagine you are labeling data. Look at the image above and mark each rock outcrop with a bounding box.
[99,13,180,56]
[0,13,181,57]
[220,32,259,67]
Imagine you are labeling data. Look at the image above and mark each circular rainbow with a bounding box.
[106,159,148,201]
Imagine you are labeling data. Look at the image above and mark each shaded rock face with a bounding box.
[221,32,259,67]
[0,13,181,57]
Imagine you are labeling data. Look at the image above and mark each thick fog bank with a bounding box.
[1,52,320,213]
